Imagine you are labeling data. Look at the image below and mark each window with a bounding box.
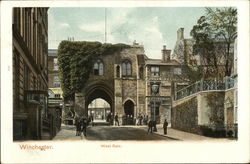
[55,94,60,98]
[116,65,120,78]
[151,66,159,76]
[53,76,60,88]
[122,60,132,76]
[93,59,104,76]
[139,67,144,79]
[53,58,58,70]
[174,68,182,75]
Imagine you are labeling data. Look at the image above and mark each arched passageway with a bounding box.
[87,98,110,121]
[123,100,135,125]
[84,84,114,118]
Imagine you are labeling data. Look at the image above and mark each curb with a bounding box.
[152,132,181,141]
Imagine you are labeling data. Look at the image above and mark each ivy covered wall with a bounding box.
[57,41,130,101]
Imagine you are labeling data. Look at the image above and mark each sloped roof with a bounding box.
[145,58,180,66]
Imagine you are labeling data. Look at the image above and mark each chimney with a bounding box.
[162,45,171,62]
[177,28,184,41]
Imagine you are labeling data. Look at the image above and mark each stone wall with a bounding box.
[172,97,199,134]
[172,91,227,137]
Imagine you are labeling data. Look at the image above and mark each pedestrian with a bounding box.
[115,113,119,126]
[139,114,143,125]
[91,114,95,126]
[163,119,168,135]
[143,115,146,125]
[146,115,149,125]
[81,118,87,137]
[91,114,94,122]
[109,113,113,126]
[147,120,153,133]
[75,118,81,136]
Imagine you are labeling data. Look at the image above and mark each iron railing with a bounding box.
[175,76,236,100]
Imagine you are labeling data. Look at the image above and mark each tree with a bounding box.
[191,7,237,78]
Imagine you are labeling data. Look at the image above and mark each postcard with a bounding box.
[1,0,250,163]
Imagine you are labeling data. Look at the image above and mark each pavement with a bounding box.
[139,124,233,141]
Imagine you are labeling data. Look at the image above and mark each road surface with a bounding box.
[53,120,174,141]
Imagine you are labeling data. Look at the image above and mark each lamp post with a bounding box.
[151,83,159,132]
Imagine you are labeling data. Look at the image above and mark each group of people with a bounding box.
[75,117,88,137]
[107,113,120,126]
[147,119,168,135]
[137,114,149,126]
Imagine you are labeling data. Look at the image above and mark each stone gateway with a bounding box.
[73,43,182,125]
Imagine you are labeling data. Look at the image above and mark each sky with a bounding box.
[48,7,206,59]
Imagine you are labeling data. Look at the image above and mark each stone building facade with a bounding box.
[13,8,49,140]
[74,43,182,124]
[48,49,63,99]
[47,49,63,133]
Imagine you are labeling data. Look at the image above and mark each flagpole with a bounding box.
[105,8,107,43]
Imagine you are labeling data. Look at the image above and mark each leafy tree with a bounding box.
[191,7,237,78]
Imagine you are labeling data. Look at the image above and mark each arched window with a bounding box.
[116,65,120,78]
[122,60,132,76]
[93,59,104,75]
[139,66,144,79]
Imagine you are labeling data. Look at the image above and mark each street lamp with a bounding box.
[151,83,159,132]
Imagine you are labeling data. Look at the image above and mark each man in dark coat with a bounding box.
[75,118,81,136]
[81,118,88,137]
[147,120,153,133]
[114,113,119,126]
[163,119,168,135]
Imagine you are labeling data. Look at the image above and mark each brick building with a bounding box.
[13,8,49,140]
[73,43,182,124]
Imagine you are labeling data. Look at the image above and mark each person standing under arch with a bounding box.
[115,113,119,126]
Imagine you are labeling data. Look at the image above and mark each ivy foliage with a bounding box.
[57,41,130,101]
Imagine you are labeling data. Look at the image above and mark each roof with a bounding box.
[145,58,180,66]
[48,49,58,56]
